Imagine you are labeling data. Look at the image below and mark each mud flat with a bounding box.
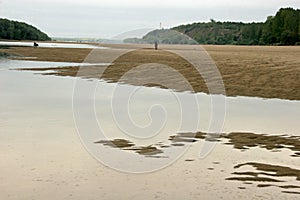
[0,44,300,200]
[2,43,299,100]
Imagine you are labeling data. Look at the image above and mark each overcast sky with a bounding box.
[1,0,299,38]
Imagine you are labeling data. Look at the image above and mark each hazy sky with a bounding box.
[1,0,299,38]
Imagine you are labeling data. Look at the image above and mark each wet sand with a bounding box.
[0,44,300,199]
[95,131,300,193]
[2,44,299,100]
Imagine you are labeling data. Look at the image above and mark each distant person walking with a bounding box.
[154,41,158,50]
[33,41,39,47]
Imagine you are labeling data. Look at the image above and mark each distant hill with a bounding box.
[124,29,198,44]
[0,18,51,41]
[173,21,264,45]
[124,8,300,45]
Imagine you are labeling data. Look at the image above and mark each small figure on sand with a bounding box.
[33,41,39,47]
[154,41,158,50]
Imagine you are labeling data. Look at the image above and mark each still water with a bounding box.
[1,59,300,197]
[1,59,299,137]
[0,41,105,49]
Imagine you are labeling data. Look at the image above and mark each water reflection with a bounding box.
[2,58,300,194]
[95,132,300,193]
[226,162,300,194]
[95,139,164,157]
[224,132,300,157]
[170,132,300,157]
[0,41,104,49]
[95,131,300,158]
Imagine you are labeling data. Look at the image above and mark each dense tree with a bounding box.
[176,7,299,45]
[0,18,51,41]
[261,8,300,45]
[124,8,300,46]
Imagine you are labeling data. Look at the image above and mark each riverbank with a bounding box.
[2,44,299,100]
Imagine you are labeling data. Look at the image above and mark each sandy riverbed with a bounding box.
[1,44,299,100]
[0,43,299,199]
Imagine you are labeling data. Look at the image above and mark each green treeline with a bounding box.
[0,18,51,41]
[124,8,300,45]
[173,7,300,45]
[173,21,264,45]
[260,8,300,45]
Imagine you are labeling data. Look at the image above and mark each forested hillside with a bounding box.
[0,18,51,41]
[173,8,300,45]
[173,21,264,45]
[125,8,300,45]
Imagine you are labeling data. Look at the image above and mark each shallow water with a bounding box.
[4,59,299,135]
[1,59,300,198]
[0,41,105,49]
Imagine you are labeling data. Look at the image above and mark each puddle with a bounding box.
[168,132,300,157]
[224,132,300,157]
[226,162,300,194]
[95,139,164,157]
[94,132,300,194]
[93,131,300,160]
